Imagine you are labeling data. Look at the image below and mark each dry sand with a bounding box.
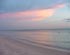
[0,37,70,55]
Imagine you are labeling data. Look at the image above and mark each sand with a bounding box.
[0,37,70,55]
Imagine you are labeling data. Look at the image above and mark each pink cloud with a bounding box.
[52,3,65,8]
[0,4,65,21]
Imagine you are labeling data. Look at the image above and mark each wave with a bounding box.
[6,37,70,53]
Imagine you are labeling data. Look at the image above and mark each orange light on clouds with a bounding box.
[31,9,55,21]
[0,4,65,21]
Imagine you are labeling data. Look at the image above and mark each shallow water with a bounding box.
[0,30,70,50]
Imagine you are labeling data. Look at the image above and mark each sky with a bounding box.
[0,0,70,30]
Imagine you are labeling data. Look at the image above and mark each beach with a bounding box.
[0,36,70,55]
[0,0,70,55]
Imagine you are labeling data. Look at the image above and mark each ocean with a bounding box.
[0,30,70,51]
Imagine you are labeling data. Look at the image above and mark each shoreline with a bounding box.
[14,38,70,53]
[0,37,70,55]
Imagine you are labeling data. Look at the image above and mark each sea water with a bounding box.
[0,30,70,50]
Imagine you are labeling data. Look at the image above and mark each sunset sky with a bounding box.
[0,0,70,30]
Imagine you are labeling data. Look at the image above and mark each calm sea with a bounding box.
[0,30,70,50]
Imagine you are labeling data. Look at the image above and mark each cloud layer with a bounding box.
[0,4,65,21]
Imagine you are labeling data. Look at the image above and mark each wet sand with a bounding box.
[0,37,70,55]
